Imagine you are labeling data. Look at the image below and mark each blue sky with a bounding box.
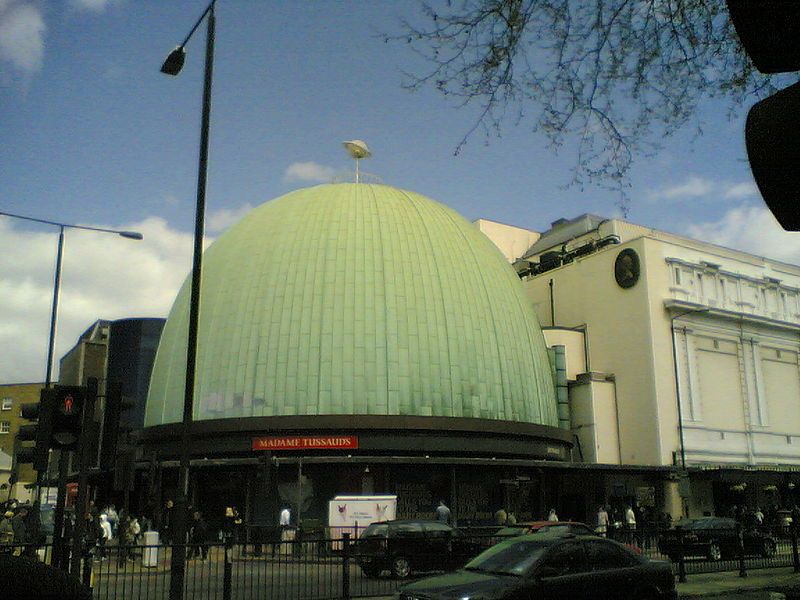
[1,0,798,383]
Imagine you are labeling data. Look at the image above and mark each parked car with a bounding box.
[658,517,777,561]
[497,520,643,555]
[496,521,596,537]
[356,519,483,578]
[397,534,677,600]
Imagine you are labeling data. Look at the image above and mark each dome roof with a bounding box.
[145,184,557,427]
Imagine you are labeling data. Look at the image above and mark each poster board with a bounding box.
[328,495,397,540]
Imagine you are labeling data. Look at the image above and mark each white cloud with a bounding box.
[0,216,195,384]
[284,161,336,184]
[723,181,759,200]
[206,203,254,234]
[648,176,761,203]
[686,205,800,265]
[0,1,45,75]
[648,176,714,201]
[69,0,116,11]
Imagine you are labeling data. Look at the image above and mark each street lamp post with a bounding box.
[160,2,216,597]
[0,212,143,389]
[0,210,143,566]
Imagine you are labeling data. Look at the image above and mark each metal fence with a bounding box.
[3,525,800,599]
[607,524,800,581]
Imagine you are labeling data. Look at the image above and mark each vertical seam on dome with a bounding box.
[432,203,513,419]
[396,189,455,417]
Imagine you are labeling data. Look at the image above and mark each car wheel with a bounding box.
[707,543,722,561]
[361,565,381,578]
[761,540,776,558]
[391,556,412,579]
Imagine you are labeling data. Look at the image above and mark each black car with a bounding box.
[397,534,677,600]
[356,519,483,578]
[657,517,777,561]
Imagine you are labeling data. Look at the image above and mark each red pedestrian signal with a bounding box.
[51,386,85,449]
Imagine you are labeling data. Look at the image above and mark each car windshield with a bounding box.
[361,523,388,538]
[464,539,548,576]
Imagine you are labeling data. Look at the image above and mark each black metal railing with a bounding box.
[3,524,800,599]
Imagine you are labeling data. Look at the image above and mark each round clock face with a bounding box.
[614,248,640,289]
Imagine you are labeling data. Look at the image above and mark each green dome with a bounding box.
[145,184,557,427]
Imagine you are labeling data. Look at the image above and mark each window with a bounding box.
[0,421,9,434]
[585,539,639,569]
[1,398,11,411]
[361,523,388,538]
[390,522,425,538]
[422,522,453,537]
[539,541,588,577]
[674,267,682,286]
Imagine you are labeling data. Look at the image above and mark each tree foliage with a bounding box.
[391,0,778,211]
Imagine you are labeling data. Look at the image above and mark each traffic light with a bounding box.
[100,380,135,470]
[51,385,85,450]
[16,388,55,472]
[727,0,800,231]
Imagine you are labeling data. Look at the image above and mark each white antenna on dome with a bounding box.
[342,140,371,183]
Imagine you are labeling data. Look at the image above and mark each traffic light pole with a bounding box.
[51,450,70,568]
[70,378,97,579]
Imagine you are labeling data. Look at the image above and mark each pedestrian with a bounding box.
[0,510,15,552]
[280,506,291,527]
[11,507,28,555]
[160,499,174,544]
[596,505,609,536]
[188,511,209,560]
[547,508,559,522]
[82,513,98,558]
[223,506,242,557]
[106,504,119,539]
[98,514,112,559]
[624,505,637,530]
[435,500,451,524]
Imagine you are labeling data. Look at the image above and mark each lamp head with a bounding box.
[161,46,186,76]
[119,231,144,240]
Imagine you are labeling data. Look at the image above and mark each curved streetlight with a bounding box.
[160,2,216,597]
[0,210,143,386]
[0,209,143,570]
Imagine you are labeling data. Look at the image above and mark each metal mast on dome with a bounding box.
[342,140,371,183]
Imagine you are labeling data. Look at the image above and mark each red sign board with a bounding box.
[252,435,359,451]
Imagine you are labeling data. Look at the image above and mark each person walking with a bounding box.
[11,507,28,556]
[596,505,609,536]
[624,505,637,530]
[188,511,209,560]
[160,499,174,545]
[0,510,15,553]
[98,514,112,560]
[435,500,451,524]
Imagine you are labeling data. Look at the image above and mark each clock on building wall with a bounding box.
[614,248,640,289]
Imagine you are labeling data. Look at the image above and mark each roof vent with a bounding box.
[550,218,569,229]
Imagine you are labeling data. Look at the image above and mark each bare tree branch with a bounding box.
[388,0,779,214]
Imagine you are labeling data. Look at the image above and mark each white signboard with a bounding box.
[328,495,397,540]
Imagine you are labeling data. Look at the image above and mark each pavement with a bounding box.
[677,567,800,598]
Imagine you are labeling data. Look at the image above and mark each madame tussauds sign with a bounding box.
[252,435,359,451]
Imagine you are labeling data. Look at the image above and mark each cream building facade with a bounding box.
[478,215,800,519]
